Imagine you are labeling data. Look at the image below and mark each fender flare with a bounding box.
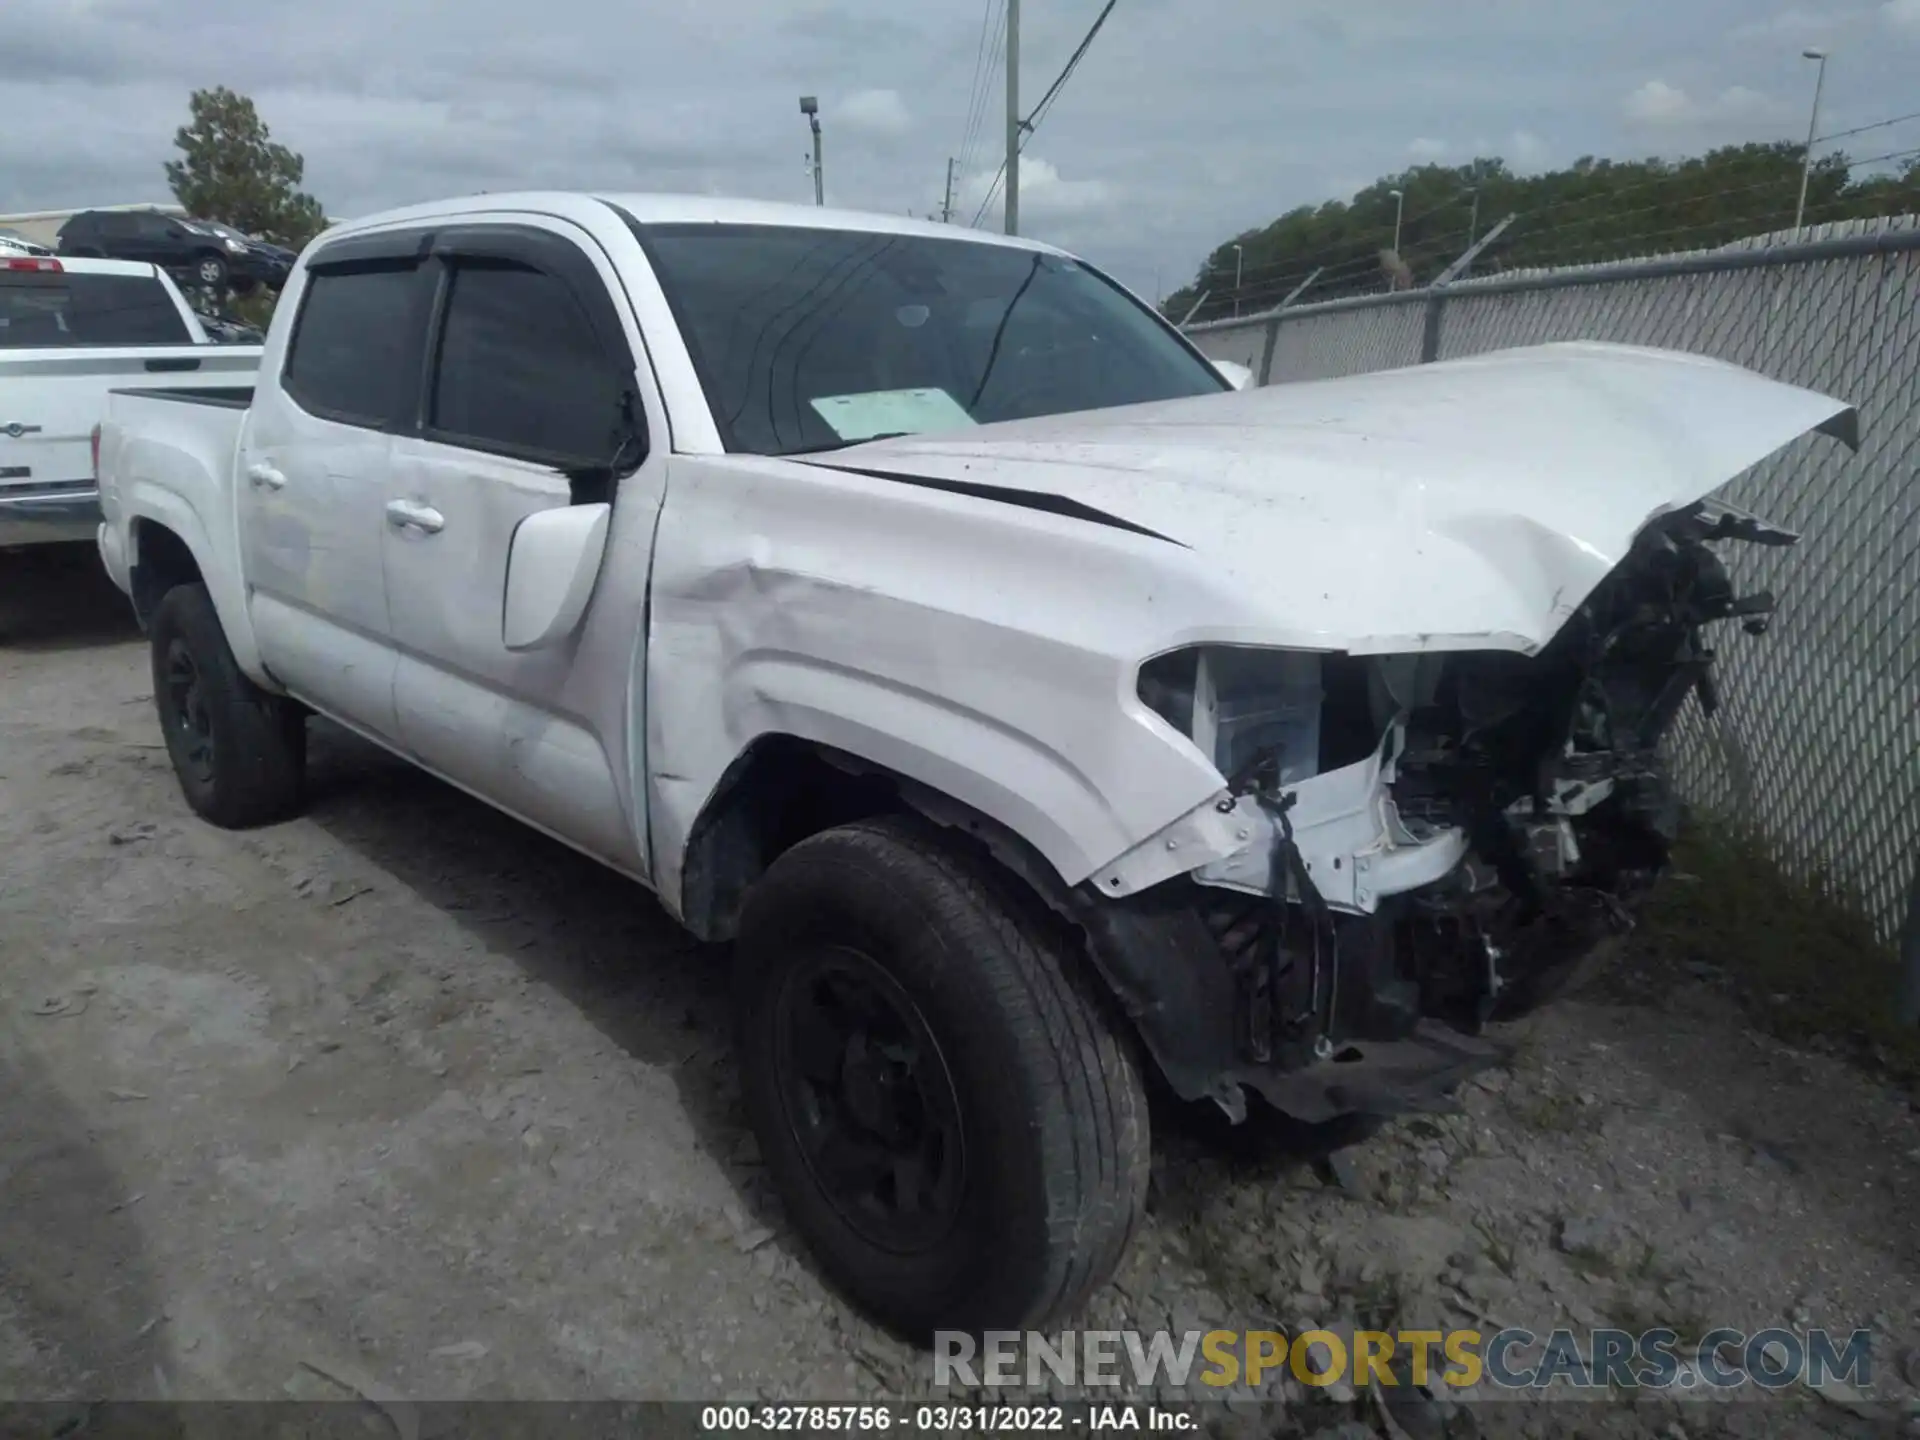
[122,477,269,686]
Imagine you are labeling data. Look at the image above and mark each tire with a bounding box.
[735,816,1150,1339]
[149,583,305,828]
[192,253,229,290]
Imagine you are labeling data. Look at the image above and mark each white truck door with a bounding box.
[381,220,667,877]
[238,234,437,742]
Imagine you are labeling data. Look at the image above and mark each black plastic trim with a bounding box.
[799,460,1184,545]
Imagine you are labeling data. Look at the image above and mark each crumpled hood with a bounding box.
[806,341,1858,654]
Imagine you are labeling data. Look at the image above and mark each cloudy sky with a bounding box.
[6,0,1920,300]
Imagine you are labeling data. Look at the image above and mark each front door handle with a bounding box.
[246,461,286,490]
[385,499,445,534]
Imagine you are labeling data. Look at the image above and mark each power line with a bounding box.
[1025,0,1116,134]
[955,0,1004,193]
[968,0,1118,229]
[1817,108,1920,146]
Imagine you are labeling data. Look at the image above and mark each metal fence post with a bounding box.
[1420,288,1445,363]
[1257,313,1283,386]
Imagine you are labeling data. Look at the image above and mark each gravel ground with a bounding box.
[2,548,1917,1437]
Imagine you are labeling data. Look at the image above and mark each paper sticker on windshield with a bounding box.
[808,388,976,442]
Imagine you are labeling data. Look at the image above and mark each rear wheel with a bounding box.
[735,817,1149,1338]
[149,583,305,828]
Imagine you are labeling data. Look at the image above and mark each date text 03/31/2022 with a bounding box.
[698,1406,1197,1433]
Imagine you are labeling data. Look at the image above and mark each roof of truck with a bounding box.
[319,191,1070,257]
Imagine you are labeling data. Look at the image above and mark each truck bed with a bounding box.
[0,345,261,547]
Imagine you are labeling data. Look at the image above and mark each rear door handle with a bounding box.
[385,499,445,534]
[246,462,286,490]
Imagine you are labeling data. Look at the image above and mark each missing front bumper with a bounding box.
[1090,727,1469,915]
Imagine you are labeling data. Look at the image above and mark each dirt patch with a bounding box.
[1,557,1917,1435]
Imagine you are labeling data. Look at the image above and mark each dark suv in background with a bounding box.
[55,210,293,295]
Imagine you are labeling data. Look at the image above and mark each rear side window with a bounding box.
[428,259,622,462]
[0,272,192,347]
[282,262,427,428]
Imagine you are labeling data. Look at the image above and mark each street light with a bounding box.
[1388,188,1405,255]
[1795,49,1828,233]
[1232,244,1244,317]
[799,95,824,207]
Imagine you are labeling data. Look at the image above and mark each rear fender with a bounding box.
[115,436,266,686]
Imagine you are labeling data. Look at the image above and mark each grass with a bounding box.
[1626,819,1918,1087]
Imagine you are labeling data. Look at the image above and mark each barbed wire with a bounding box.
[1187,146,1920,317]
[1181,117,1920,306]
[1816,108,1920,146]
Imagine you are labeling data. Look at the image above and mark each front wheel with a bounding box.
[192,253,229,290]
[735,817,1150,1339]
[150,583,305,828]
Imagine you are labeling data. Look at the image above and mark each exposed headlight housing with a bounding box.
[1137,645,1324,788]
[223,237,247,253]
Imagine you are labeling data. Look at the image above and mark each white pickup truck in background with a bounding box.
[1,255,258,549]
[92,191,1856,1339]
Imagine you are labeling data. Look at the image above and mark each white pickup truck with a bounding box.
[93,191,1857,1337]
[0,255,258,549]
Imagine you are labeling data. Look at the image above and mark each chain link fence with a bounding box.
[1185,219,1920,952]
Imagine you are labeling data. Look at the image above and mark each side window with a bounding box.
[427,258,626,465]
[96,214,138,239]
[282,262,427,429]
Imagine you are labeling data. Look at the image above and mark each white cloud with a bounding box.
[953,154,1118,228]
[1622,80,1783,129]
[1623,79,1695,125]
[837,88,911,136]
[1884,0,1920,33]
[1407,137,1450,160]
[1509,129,1551,171]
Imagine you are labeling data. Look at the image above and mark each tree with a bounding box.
[165,87,327,249]
[1164,141,1911,324]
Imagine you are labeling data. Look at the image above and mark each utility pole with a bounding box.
[799,96,824,206]
[942,158,956,224]
[1795,49,1829,233]
[1004,0,1020,235]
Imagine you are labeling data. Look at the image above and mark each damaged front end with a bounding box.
[1084,499,1796,1125]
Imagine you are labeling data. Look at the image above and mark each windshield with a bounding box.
[636,223,1225,455]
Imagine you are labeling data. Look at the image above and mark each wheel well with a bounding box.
[679,737,901,942]
[678,735,1080,944]
[129,520,202,628]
